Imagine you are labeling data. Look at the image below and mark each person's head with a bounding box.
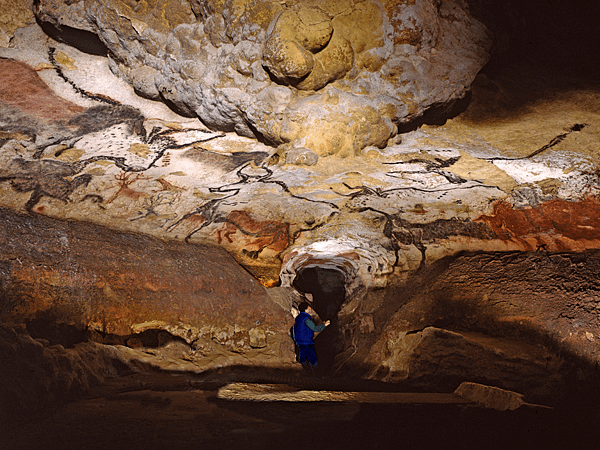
[298,301,314,315]
[298,301,310,312]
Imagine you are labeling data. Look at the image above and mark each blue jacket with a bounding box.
[293,311,325,345]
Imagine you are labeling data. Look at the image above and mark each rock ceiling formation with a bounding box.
[33,0,491,159]
[1,0,600,413]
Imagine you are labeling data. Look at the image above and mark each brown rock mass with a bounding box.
[0,206,291,359]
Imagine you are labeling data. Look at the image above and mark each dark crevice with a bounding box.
[405,327,427,335]
[397,91,473,134]
[293,266,347,373]
[23,316,190,351]
[38,19,108,57]
[25,318,87,348]
[293,266,346,321]
[92,328,190,350]
[157,93,197,118]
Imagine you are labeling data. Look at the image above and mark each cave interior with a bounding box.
[2,0,600,449]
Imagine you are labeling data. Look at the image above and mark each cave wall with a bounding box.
[0,206,292,362]
[335,250,600,402]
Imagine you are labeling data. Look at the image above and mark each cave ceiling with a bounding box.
[0,0,596,284]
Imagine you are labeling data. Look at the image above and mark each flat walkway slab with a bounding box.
[218,382,473,404]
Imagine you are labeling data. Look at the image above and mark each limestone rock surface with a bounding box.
[33,0,492,157]
[337,250,600,401]
[0,0,34,48]
[0,206,293,364]
[0,325,133,422]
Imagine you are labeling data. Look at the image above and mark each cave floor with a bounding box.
[3,369,597,450]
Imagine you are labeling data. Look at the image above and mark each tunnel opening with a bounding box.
[292,266,346,321]
[292,266,347,374]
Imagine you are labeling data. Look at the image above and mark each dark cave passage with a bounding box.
[36,20,108,57]
[292,266,346,321]
[293,266,347,373]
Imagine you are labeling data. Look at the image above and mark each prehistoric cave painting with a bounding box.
[383,156,467,185]
[182,147,269,172]
[390,215,497,245]
[215,210,291,259]
[0,116,221,211]
[0,118,221,213]
[0,158,92,212]
[477,197,600,251]
[171,201,293,259]
[131,192,179,225]
[153,177,185,194]
[0,56,229,213]
[169,163,338,252]
[338,181,499,268]
[0,101,46,148]
[0,58,132,162]
[48,47,117,106]
[0,57,84,125]
[160,152,171,167]
[1,55,222,171]
[47,109,222,172]
[105,172,151,204]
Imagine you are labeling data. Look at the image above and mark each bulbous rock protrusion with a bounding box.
[287,8,333,52]
[262,37,315,81]
[262,6,352,90]
[296,32,354,91]
[32,0,493,158]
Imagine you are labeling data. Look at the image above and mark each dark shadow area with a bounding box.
[25,317,87,349]
[293,267,346,322]
[397,91,473,133]
[459,65,600,126]
[20,317,192,350]
[157,93,197,118]
[344,402,599,450]
[4,303,600,449]
[396,0,600,132]
[37,20,108,57]
[293,266,346,374]
[459,0,600,124]
[400,0,600,131]
[469,0,600,79]
[3,361,600,450]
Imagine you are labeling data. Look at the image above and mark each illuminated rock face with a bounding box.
[0,207,292,366]
[33,0,491,158]
[334,249,600,400]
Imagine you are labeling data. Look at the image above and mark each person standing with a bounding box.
[292,301,330,375]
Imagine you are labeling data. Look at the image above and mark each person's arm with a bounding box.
[305,318,328,332]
